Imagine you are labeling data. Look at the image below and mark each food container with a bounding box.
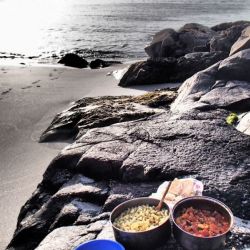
[172,196,234,250]
[110,197,171,250]
[74,239,125,250]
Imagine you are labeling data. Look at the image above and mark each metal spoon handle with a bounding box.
[156,181,172,211]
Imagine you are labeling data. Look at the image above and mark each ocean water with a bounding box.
[0,0,250,62]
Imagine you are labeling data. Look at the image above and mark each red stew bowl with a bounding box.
[172,196,234,250]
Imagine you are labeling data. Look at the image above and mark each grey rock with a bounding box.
[75,212,110,226]
[76,140,136,179]
[103,194,133,212]
[172,49,250,113]
[230,26,250,55]
[55,175,109,202]
[144,28,179,58]
[7,175,108,250]
[211,21,250,32]
[50,200,102,230]
[145,23,214,58]
[217,49,250,82]
[118,58,177,86]
[72,200,101,216]
[210,24,247,53]
[22,104,250,250]
[86,220,108,233]
[210,21,250,54]
[36,221,108,250]
[96,221,115,241]
[178,23,215,54]
[89,59,121,69]
[199,80,250,111]
[119,51,227,87]
[145,21,250,62]
[39,90,177,142]
[103,181,159,211]
[58,53,88,68]
[49,203,80,231]
[35,226,96,250]
[16,185,52,226]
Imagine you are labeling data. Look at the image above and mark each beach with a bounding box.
[0,0,250,247]
[2,18,250,249]
[0,63,175,249]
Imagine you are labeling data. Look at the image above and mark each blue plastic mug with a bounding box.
[75,239,125,250]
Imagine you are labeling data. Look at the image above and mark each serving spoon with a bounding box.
[156,181,172,211]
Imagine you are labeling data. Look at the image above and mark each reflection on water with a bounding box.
[0,0,249,60]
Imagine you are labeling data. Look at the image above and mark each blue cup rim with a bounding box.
[74,239,125,250]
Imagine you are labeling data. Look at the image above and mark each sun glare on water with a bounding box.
[0,0,70,55]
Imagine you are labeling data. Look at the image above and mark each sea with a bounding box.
[0,0,250,63]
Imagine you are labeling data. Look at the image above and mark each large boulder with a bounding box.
[171,49,250,113]
[119,58,177,86]
[230,26,250,55]
[119,51,227,86]
[145,23,215,58]
[211,20,250,32]
[144,28,179,58]
[39,89,178,142]
[217,49,250,82]
[58,53,88,68]
[210,22,250,53]
[178,23,215,54]
[145,21,250,60]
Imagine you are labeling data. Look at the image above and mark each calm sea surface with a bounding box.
[0,0,250,62]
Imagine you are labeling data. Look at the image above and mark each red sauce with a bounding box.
[175,207,230,237]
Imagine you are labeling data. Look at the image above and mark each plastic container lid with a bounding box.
[75,239,125,250]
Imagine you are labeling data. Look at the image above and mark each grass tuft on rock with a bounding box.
[226,112,238,125]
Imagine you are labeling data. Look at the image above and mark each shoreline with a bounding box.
[0,56,147,68]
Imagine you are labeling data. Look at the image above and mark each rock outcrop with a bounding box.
[119,21,250,87]
[145,21,250,59]
[39,89,178,142]
[172,49,250,113]
[209,21,250,53]
[119,51,227,86]
[230,26,250,55]
[145,23,215,58]
[7,45,250,250]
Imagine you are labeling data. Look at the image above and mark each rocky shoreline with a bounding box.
[7,21,250,250]
[119,21,250,87]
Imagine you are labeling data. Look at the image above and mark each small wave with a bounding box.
[73,48,127,59]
